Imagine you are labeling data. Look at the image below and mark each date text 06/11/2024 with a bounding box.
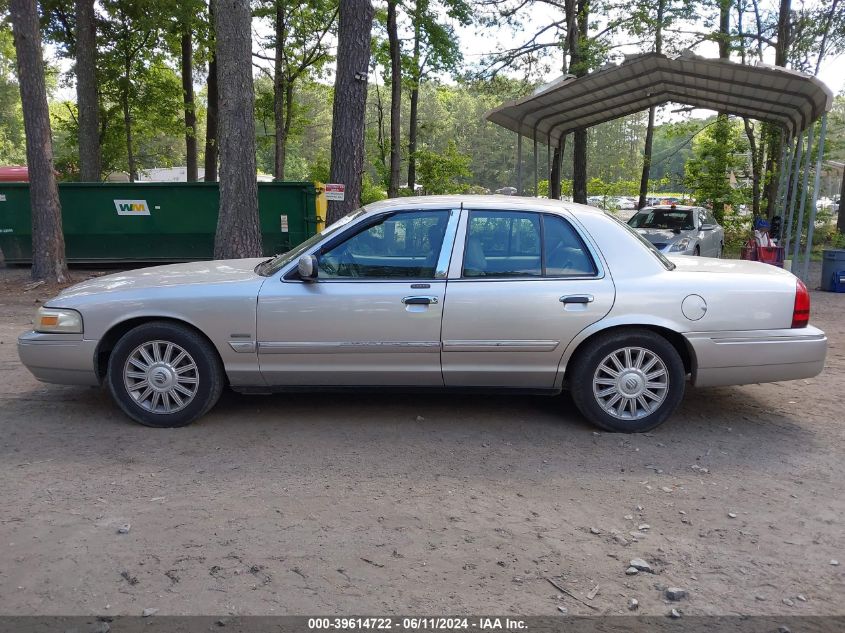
[307,617,528,630]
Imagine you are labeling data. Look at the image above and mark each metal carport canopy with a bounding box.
[486,52,833,145]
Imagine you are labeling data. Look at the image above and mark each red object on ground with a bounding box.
[740,240,785,268]
[0,166,29,182]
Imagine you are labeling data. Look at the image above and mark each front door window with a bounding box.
[318,210,450,279]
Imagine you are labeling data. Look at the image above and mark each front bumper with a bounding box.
[18,331,100,386]
[685,326,827,387]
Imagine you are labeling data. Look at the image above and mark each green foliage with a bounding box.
[361,173,388,205]
[414,140,471,194]
[255,77,333,180]
[0,20,26,164]
[684,116,749,222]
[51,61,184,179]
[254,0,337,85]
[719,211,752,253]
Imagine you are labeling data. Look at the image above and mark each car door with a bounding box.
[440,208,615,389]
[706,209,724,256]
[256,208,459,386]
[695,208,712,256]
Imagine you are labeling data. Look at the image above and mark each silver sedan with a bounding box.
[18,196,826,432]
[629,204,724,257]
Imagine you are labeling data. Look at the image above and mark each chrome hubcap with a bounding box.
[593,346,669,420]
[123,340,199,414]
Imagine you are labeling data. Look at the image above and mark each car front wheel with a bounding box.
[569,329,685,432]
[107,321,225,427]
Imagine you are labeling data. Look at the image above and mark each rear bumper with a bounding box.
[685,326,827,387]
[17,331,100,386]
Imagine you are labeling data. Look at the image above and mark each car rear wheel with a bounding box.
[693,245,700,256]
[568,329,685,432]
[107,321,224,427]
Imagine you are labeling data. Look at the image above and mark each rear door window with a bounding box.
[463,211,541,277]
[543,214,598,276]
[463,210,596,278]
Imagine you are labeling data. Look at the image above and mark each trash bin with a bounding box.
[821,249,845,292]
[0,181,318,263]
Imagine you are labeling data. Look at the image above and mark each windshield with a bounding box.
[607,212,676,271]
[255,209,367,276]
[629,208,695,231]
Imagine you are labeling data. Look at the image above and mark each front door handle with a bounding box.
[560,294,594,304]
[402,296,439,305]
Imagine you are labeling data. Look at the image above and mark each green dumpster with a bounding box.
[0,181,318,263]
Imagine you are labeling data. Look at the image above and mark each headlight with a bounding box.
[670,238,691,252]
[34,307,83,333]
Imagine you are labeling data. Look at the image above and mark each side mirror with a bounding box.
[701,224,716,231]
[297,254,318,282]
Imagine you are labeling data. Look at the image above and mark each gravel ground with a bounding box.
[0,263,843,617]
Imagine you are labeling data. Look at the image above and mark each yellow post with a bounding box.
[314,181,327,232]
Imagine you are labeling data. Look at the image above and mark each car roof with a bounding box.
[639,204,699,211]
[362,194,607,217]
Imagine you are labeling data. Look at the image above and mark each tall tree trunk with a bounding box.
[181,28,198,182]
[711,0,731,220]
[638,0,665,209]
[213,0,262,258]
[407,84,419,191]
[406,19,421,191]
[737,3,764,218]
[837,167,845,235]
[10,0,69,282]
[122,56,136,182]
[638,107,656,209]
[573,129,587,203]
[204,0,219,182]
[549,139,564,200]
[763,0,791,217]
[328,0,374,222]
[75,0,100,182]
[744,118,762,216]
[281,80,293,176]
[386,0,401,197]
[273,0,286,180]
[569,0,589,204]
[374,77,387,173]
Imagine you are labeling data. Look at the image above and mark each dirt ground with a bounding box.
[0,263,843,618]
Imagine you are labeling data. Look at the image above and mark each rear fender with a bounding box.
[554,314,690,389]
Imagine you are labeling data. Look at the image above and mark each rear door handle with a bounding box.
[560,294,594,304]
[402,296,438,305]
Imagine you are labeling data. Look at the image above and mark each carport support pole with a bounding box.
[782,130,805,257]
[533,135,539,197]
[778,135,796,218]
[801,113,828,283]
[547,133,552,188]
[517,133,523,195]
[791,123,815,274]
[774,134,792,218]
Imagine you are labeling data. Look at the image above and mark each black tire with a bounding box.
[693,245,700,256]
[107,321,225,427]
[568,329,685,432]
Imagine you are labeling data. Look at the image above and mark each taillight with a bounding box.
[792,279,810,328]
